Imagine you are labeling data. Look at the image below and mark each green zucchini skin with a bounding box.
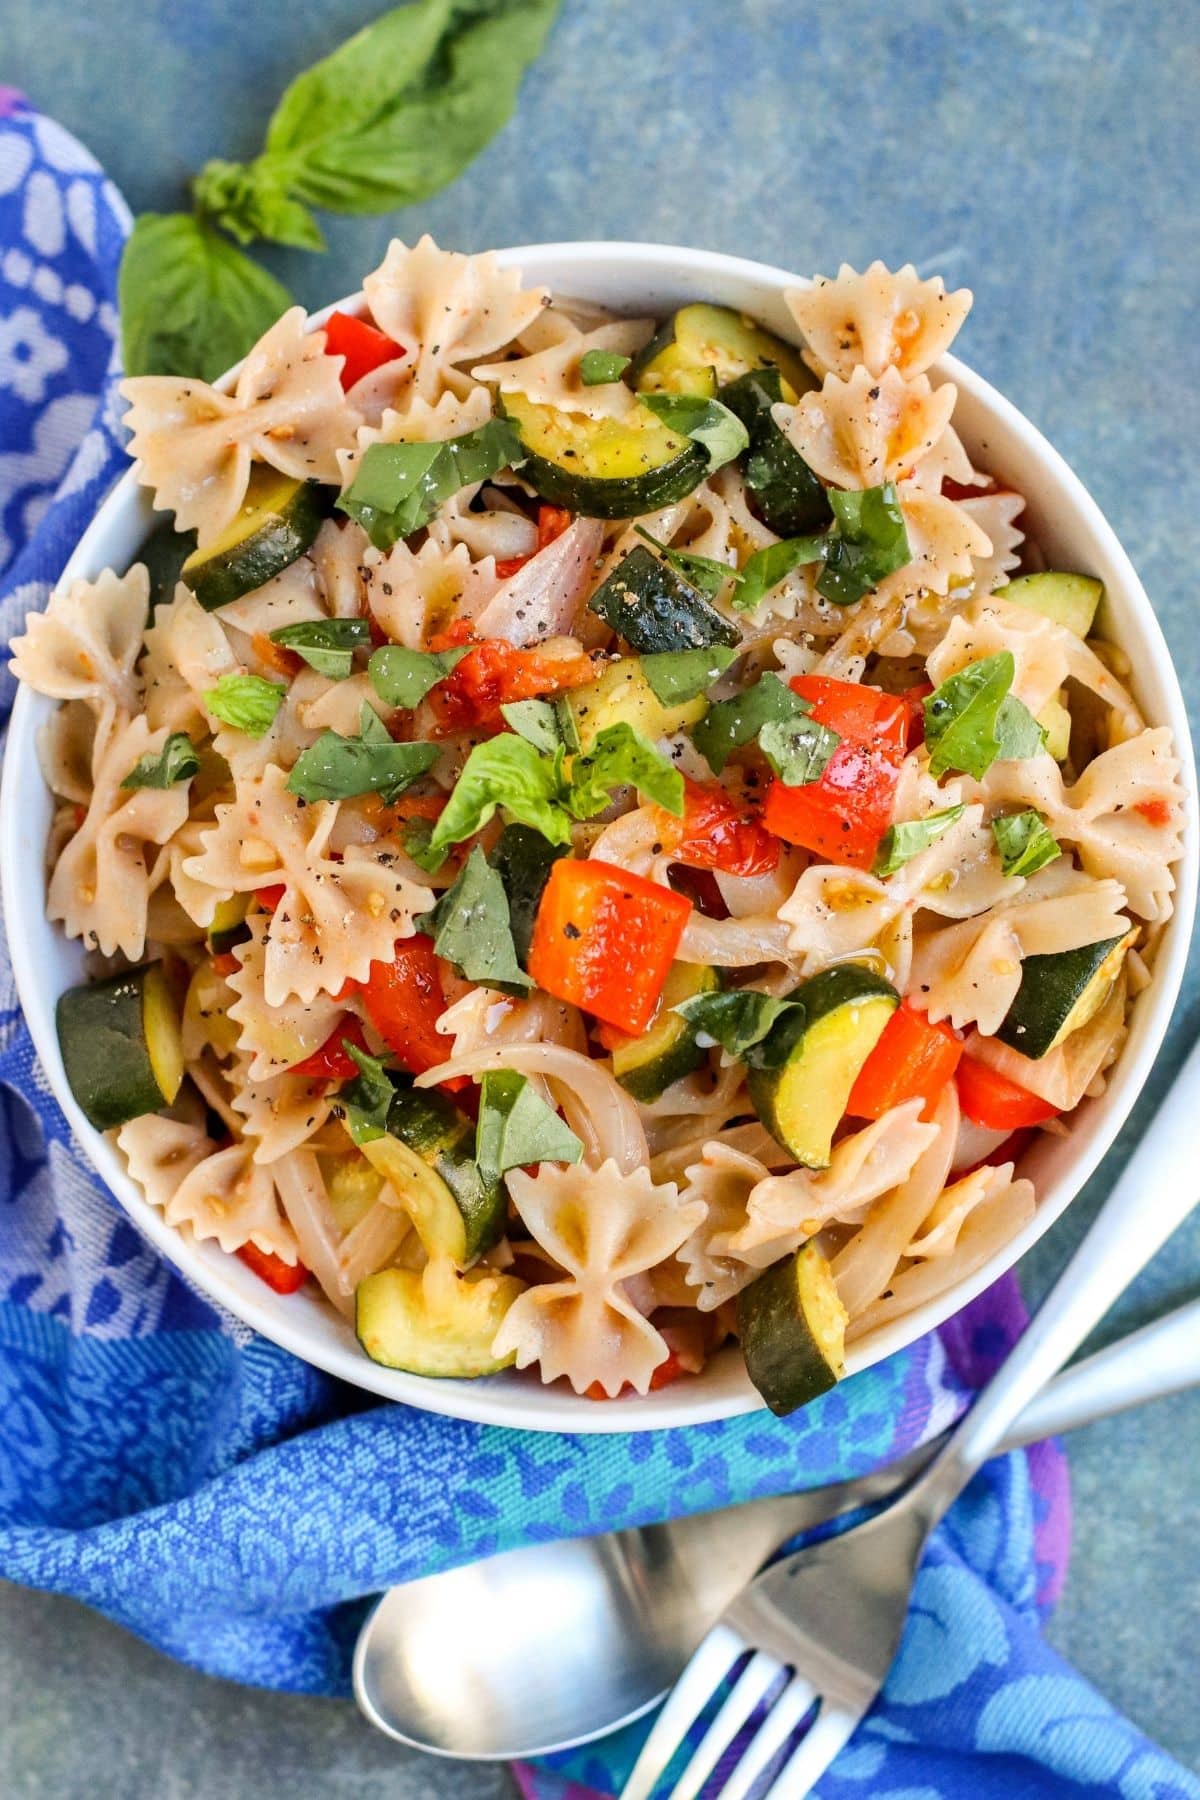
[721,368,832,537]
[999,571,1103,639]
[588,545,741,653]
[499,393,709,519]
[994,932,1131,1059]
[631,303,813,401]
[613,963,722,1101]
[387,1084,506,1262]
[181,474,332,611]
[356,1265,523,1378]
[737,1242,848,1416]
[136,519,198,608]
[748,964,899,1168]
[490,825,567,969]
[56,964,184,1131]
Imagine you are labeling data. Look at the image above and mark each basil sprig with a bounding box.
[733,536,825,612]
[816,485,912,607]
[992,810,1062,877]
[270,618,371,680]
[476,1070,583,1180]
[924,653,1046,779]
[340,418,525,550]
[286,704,439,803]
[639,392,750,473]
[336,1044,399,1145]
[204,673,286,737]
[120,731,200,791]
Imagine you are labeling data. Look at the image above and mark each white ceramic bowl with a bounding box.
[4,242,1196,1433]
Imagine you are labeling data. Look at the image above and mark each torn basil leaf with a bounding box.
[639,645,737,706]
[336,1043,398,1145]
[579,348,631,385]
[816,483,911,607]
[758,713,840,786]
[286,703,439,803]
[733,535,826,613]
[567,722,684,819]
[368,642,470,709]
[924,652,1046,779]
[420,845,530,990]
[120,731,200,790]
[992,809,1062,878]
[873,804,966,876]
[691,671,809,775]
[476,1069,583,1182]
[401,816,449,874]
[339,417,525,550]
[269,617,370,680]
[500,697,574,754]
[673,987,803,1066]
[639,392,750,473]
[204,673,286,737]
[429,733,571,855]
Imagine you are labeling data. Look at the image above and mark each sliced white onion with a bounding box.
[474,517,604,645]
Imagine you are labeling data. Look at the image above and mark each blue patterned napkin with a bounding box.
[0,93,1195,1799]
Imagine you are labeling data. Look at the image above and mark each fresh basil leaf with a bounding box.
[118,214,294,382]
[758,713,840,786]
[924,652,1045,779]
[476,1069,583,1181]
[992,810,1063,878]
[270,617,371,680]
[429,734,571,855]
[640,645,737,706]
[674,988,802,1063]
[633,526,735,599]
[339,418,525,549]
[401,815,449,873]
[287,703,439,802]
[639,393,750,473]
[421,845,531,990]
[733,536,826,613]
[873,804,966,876]
[500,698,572,754]
[336,1042,399,1145]
[369,642,470,707]
[204,673,286,737]
[579,348,631,386]
[120,732,200,791]
[691,672,808,775]
[192,159,324,251]
[816,483,911,607]
[567,722,685,820]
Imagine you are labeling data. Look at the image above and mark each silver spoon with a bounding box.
[354,1297,1200,1760]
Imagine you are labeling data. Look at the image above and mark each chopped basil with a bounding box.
[638,392,750,473]
[816,483,911,607]
[269,617,370,680]
[368,642,470,709]
[758,713,840,786]
[336,1043,398,1145]
[428,734,571,855]
[579,348,631,386]
[691,671,809,775]
[673,987,803,1066]
[120,731,200,790]
[567,722,684,820]
[419,845,530,990]
[634,525,735,599]
[500,697,573,754]
[733,535,826,613]
[401,816,449,874]
[992,809,1063,877]
[286,704,439,803]
[338,417,525,550]
[640,645,737,706]
[204,673,286,737]
[924,653,1046,778]
[873,804,966,877]
[476,1069,583,1182]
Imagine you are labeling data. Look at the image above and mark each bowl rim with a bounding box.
[3,238,1196,1434]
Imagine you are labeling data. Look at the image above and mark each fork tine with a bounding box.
[667,1651,783,1800]
[710,1674,818,1800]
[619,1622,745,1800]
[766,1703,860,1799]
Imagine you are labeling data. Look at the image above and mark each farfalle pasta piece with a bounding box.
[181,762,434,1002]
[362,236,548,403]
[226,913,355,1078]
[165,1140,299,1261]
[337,384,494,488]
[48,716,193,960]
[230,1057,334,1165]
[140,586,241,733]
[676,1142,773,1311]
[958,490,1025,597]
[117,1114,216,1211]
[786,262,972,380]
[363,536,501,648]
[12,565,147,762]
[309,517,370,618]
[905,1162,1021,1259]
[779,366,961,490]
[473,318,652,422]
[120,307,360,546]
[894,489,993,598]
[36,701,97,805]
[494,1159,705,1395]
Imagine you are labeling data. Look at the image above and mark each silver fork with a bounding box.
[621,1032,1200,1800]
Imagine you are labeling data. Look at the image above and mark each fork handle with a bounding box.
[909,1030,1200,1524]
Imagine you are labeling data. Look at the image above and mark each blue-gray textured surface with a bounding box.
[3,0,1198,1791]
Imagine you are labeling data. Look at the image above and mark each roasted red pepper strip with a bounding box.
[427,634,595,734]
[528,858,692,1037]
[252,632,303,679]
[352,934,464,1086]
[653,776,780,878]
[322,310,404,390]
[956,1056,1061,1129]
[536,503,574,550]
[847,1001,963,1122]
[237,1243,310,1294]
[256,883,286,912]
[763,676,909,870]
[289,1017,370,1083]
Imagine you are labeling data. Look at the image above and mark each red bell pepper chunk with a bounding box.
[322,310,404,391]
[289,1017,370,1083]
[256,883,286,913]
[655,777,780,879]
[528,859,692,1037]
[492,505,576,580]
[237,1243,309,1294]
[353,934,463,1085]
[847,1001,964,1122]
[427,634,595,734]
[956,1056,1061,1129]
[763,676,908,870]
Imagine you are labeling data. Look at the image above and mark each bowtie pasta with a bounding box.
[11,241,1185,1415]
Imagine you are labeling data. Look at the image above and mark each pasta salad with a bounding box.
[11,241,1185,1414]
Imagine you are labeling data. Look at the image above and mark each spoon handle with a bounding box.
[911,1032,1200,1521]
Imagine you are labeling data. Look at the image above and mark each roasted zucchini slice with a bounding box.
[588,545,740,653]
[611,962,722,1101]
[631,303,812,401]
[499,392,709,518]
[206,892,250,956]
[136,519,198,607]
[356,1260,524,1378]
[56,963,184,1131]
[364,1082,507,1264]
[181,466,332,611]
[993,931,1134,1059]
[998,571,1103,638]
[561,655,710,753]
[721,366,832,537]
[737,1242,848,1416]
